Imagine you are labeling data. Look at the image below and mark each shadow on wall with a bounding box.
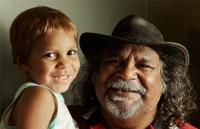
[0,23,3,117]
[187,29,200,103]
[0,21,27,117]
[187,30,200,127]
[147,1,200,127]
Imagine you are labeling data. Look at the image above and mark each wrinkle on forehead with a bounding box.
[103,44,159,58]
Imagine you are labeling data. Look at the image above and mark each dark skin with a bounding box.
[93,44,163,129]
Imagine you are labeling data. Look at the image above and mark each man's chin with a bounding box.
[105,98,144,119]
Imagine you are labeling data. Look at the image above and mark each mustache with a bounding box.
[105,79,146,95]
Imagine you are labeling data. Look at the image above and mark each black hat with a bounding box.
[80,15,189,74]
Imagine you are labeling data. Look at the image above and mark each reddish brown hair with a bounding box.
[10,6,78,64]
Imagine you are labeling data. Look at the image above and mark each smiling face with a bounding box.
[94,44,163,119]
[20,29,80,93]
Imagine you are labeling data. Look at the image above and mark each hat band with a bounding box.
[115,34,151,43]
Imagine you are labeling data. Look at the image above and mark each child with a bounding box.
[0,6,80,129]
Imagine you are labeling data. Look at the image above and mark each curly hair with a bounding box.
[75,47,196,128]
[157,50,196,127]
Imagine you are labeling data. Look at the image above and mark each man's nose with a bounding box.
[118,61,137,81]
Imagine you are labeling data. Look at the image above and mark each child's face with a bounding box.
[25,29,80,93]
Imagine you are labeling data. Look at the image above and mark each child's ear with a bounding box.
[16,56,29,73]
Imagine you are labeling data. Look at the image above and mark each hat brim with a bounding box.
[80,32,189,73]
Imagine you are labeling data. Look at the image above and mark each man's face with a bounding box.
[94,44,163,119]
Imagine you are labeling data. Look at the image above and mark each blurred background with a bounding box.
[0,0,199,127]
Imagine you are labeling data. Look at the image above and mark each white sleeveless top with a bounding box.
[0,82,78,129]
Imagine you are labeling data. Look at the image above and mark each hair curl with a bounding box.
[157,50,196,127]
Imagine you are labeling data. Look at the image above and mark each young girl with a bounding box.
[0,6,80,129]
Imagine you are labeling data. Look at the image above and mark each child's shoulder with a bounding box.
[9,84,56,127]
[16,82,55,102]
[17,83,56,108]
[20,85,56,102]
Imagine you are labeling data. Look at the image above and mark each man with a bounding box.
[69,15,197,129]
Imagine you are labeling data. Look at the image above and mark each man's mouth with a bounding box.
[109,87,142,94]
[106,80,146,95]
[110,87,131,92]
[106,87,143,102]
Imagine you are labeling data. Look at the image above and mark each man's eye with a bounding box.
[137,64,152,69]
[67,50,77,55]
[110,60,120,64]
[105,59,121,65]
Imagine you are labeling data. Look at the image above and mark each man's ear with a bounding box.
[16,56,29,73]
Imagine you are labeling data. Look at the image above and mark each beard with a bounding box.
[105,97,144,119]
[103,78,146,119]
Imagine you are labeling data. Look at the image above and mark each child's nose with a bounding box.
[56,57,70,69]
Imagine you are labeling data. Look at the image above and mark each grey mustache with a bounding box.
[106,79,146,95]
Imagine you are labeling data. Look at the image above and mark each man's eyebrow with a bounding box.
[137,57,155,64]
[104,45,129,55]
[103,47,122,57]
[106,51,120,56]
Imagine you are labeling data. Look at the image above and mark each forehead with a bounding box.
[103,43,159,58]
[33,29,77,51]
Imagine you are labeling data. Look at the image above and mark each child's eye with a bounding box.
[45,53,57,59]
[67,50,77,55]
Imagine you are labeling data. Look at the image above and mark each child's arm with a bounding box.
[13,87,56,129]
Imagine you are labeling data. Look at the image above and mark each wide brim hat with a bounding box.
[80,15,189,74]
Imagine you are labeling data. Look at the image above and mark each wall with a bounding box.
[148,0,200,127]
[0,0,148,116]
[0,0,3,118]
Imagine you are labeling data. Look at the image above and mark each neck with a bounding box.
[102,108,157,129]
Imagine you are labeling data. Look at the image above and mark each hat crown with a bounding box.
[79,15,189,75]
[112,15,164,43]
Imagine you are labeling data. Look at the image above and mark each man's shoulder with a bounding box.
[180,123,198,129]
